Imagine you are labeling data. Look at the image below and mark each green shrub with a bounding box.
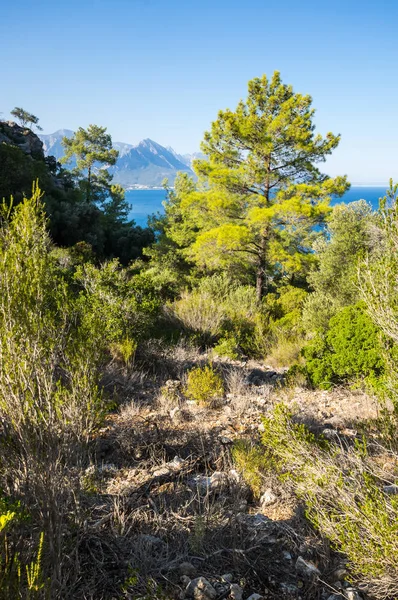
[167,274,269,356]
[0,186,144,595]
[184,364,224,406]
[302,302,385,388]
[214,335,240,360]
[260,404,398,598]
[232,440,269,498]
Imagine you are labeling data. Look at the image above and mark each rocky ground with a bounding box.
[80,344,377,600]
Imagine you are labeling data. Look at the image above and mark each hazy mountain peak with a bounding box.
[39,131,195,187]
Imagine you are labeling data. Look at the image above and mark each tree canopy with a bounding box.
[10,107,42,131]
[153,72,349,299]
[61,125,119,204]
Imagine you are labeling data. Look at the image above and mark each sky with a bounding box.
[1,0,398,183]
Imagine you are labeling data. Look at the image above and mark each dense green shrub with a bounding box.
[184,364,224,406]
[302,200,376,333]
[302,302,385,388]
[232,440,269,498]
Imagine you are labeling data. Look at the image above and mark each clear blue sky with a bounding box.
[1,0,397,183]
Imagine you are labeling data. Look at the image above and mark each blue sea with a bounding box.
[127,186,389,228]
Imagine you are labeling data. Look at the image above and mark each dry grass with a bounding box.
[266,337,305,369]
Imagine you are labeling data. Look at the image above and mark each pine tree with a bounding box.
[10,107,42,131]
[61,125,119,203]
[159,72,349,299]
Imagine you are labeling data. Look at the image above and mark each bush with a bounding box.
[184,364,224,406]
[260,404,398,598]
[264,286,307,367]
[302,302,385,388]
[0,186,146,596]
[213,334,240,360]
[232,440,269,498]
[167,274,269,356]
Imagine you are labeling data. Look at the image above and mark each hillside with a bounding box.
[40,131,195,187]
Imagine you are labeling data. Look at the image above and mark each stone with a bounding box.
[153,456,185,477]
[246,594,264,600]
[260,488,277,507]
[210,471,229,490]
[153,466,171,477]
[170,406,181,420]
[383,484,398,495]
[295,556,321,578]
[321,428,339,440]
[185,576,217,599]
[0,121,44,159]
[188,471,229,494]
[229,584,243,600]
[345,588,362,600]
[332,567,348,580]
[221,573,233,582]
[219,435,234,444]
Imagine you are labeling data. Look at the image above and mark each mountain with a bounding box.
[39,131,195,187]
[40,129,74,161]
[167,147,206,168]
[112,138,193,187]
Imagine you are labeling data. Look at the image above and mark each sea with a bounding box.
[127,186,389,228]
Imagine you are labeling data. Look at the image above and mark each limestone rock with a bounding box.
[0,121,44,159]
[260,488,277,507]
[295,556,321,578]
[229,583,243,599]
[185,576,217,599]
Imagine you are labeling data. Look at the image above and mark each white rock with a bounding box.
[185,576,217,599]
[260,489,277,507]
[295,556,321,578]
[170,406,181,420]
[153,466,171,477]
[230,583,243,600]
[210,471,229,490]
[246,594,264,600]
[221,573,233,582]
[153,456,185,477]
[170,455,185,470]
[228,469,241,483]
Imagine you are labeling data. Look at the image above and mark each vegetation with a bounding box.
[10,106,43,131]
[184,364,224,406]
[1,72,398,598]
[151,72,348,300]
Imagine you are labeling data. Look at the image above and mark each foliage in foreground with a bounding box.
[0,186,157,596]
[259,404,398,599]
[184,364,225,406]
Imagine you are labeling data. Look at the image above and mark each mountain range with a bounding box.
[39,130,203,188]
